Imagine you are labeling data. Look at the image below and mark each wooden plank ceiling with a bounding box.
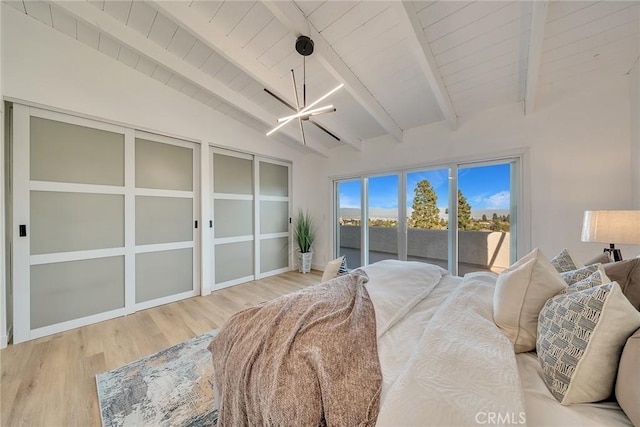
[4,0,639,155]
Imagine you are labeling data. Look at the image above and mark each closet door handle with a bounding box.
[19,224,27,237]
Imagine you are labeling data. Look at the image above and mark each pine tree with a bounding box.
[409,180,441,229]
[457,189,472,230]
[482,214,487,222]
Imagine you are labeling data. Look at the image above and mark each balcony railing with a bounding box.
[338,226,510,275]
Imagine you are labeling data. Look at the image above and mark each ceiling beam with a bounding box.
[524,1,548,115]
[396,2,458,129]
[151,1,362,152]
[54,1,329,157]
[262,0,404,144]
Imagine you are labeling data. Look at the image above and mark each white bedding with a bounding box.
[361,260,631,427]
[516,352,632,427]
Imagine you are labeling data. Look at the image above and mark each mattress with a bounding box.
[361,260,632,427]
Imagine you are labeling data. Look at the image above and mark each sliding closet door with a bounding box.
[257,159,290,278]
[211,150,254,289]
[12,106,200,343]
[13,106,129,343]
[134,132,199,309]
[210,152,291,289]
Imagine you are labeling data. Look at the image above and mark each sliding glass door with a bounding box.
[334,157,520,274]
[406,168,450,270]
[457,162,513,275]
[368,175,399,263]
[336,179,362,268]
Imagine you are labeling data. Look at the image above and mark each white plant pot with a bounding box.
[297,251,313,273]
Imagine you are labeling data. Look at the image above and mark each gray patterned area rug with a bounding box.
[96,329,219,427]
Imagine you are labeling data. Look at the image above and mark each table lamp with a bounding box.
[581,210,640,261]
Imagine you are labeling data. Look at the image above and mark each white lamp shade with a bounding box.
[581,210,640,244]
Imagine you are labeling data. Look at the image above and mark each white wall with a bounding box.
[630,59,639,209]
[324,74,640,264]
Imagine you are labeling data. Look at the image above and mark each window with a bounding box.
[334,157,520,274]
[336,179,362,268]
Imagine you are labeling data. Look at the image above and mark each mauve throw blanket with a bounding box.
[208,270,381,427]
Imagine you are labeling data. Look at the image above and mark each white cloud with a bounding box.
[483,191,510,209]
[339,194,360,209]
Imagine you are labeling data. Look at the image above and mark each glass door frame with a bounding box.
[333,178,366,268]
[332,154,525,275]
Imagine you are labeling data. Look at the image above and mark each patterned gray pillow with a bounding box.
[560,264,600,285]
[337,256,348,275]
[537,282,640,405]
[550,248,582,273]
[559,269,608,295]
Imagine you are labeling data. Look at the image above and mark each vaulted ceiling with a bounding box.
[4,1,639,156]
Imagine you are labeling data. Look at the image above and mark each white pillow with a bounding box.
[493,248,568,353]
[321,256,345,282]
[537,282,640,405]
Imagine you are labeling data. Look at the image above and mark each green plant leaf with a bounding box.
[293,209,316,253]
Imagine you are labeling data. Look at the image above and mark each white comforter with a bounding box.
[363,260,527,427]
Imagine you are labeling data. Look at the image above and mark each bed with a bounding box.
[209,257,639,427]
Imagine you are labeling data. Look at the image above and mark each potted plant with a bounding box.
[294,209,316,273]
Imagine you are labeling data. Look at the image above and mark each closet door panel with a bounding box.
[135,196,193,245]
[134,135,198,308]
[30,256,125,328]
[212,150,254,287]
[136,249,193,303]
[30,191,124,254]
[213,200,253,238]
[135,138,193,191]
[260,237,289,274]
[257,159,290,278]
[214,241,254,284]
[214,154,253,194]
[30,116,124,185]
[260,201,288,234]
[259,162,288,197]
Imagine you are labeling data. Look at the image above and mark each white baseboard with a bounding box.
[312,262,325,271]
[1,325,12,349]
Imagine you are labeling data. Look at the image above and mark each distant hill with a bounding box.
[339,207,397,220]
[339,208,509,220]
[471,209,510,220]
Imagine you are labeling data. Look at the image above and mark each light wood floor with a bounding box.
[0,270,322,427]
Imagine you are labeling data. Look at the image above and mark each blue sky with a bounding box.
[339,164,511,212]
